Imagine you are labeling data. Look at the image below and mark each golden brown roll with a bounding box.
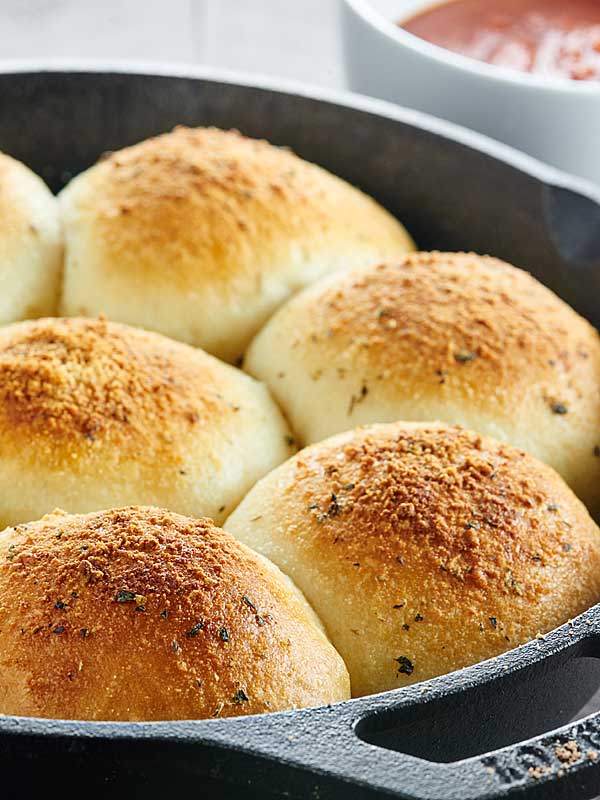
[225,422,600,697]
[0,153,62,324]
[58,126,414,363]
[0,506,349,720]
[244,252,600,516]
[0,316,293,528]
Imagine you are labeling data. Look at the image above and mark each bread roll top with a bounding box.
[59,126,413,362]
[0,316,293,527]
[0,152,62,324]
[245,252,600,515]
[225,422,600,696]
[0,506,350,720]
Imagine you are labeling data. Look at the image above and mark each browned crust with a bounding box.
[0,506,349,720]
[281,253,600,421]
[225,422,600,694]
[61,126,411,293]
[0,316,236,467]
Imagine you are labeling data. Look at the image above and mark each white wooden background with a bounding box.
[0,0,345,88]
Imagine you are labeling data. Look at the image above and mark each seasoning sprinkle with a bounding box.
[115,590,137,604]
[186,621,205,638]
[489,617,498,629]
[52,626,65,634]
[454,350,477,364]
[395,656,414,676]
[219,626,230,642]
[242,595,258,613]
[348,384,369,415]
[551,402,568,415]
[232,689,249,705]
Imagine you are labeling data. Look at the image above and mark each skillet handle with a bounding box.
[172,699,600,800]
[214,704,600,800]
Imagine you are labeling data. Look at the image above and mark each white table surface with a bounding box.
[0,0,345,88]
[1,0,598,779]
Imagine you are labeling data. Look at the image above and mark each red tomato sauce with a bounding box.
[400,0,600,80]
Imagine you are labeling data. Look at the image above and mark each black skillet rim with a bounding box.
[0,62,599,799]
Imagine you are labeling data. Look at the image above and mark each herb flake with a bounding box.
[395,656,414,676]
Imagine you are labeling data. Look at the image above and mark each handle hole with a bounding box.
[356,637,600,764]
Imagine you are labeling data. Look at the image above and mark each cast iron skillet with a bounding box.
[0,64,599,800]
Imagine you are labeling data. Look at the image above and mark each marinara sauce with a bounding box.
[400,0,600,80]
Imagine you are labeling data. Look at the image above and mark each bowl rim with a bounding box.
[343,0,600,96]
[1,57,599,201]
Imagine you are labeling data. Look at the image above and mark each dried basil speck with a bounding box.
[285,435,296,447]
[186,621,205,638]
[242,595,258,613]
[594,445,600,458]
[328,493,341,517]
[219,626,229,642]
[232,689,249,705]
[54,600,66,610]
[551,402,568,415]
[52,626,65,634]
[414,613,424,622]
[160,609,169,619]
[402,624,410,631]
[348,384,369,415]
[395,656,414,676]
[79,628,89,638]
[489,617,498,629]
[256,615,266,627]
[454,350,477,364]
[115,590,136,604]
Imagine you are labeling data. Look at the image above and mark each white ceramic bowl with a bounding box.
[342,0,600,185]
